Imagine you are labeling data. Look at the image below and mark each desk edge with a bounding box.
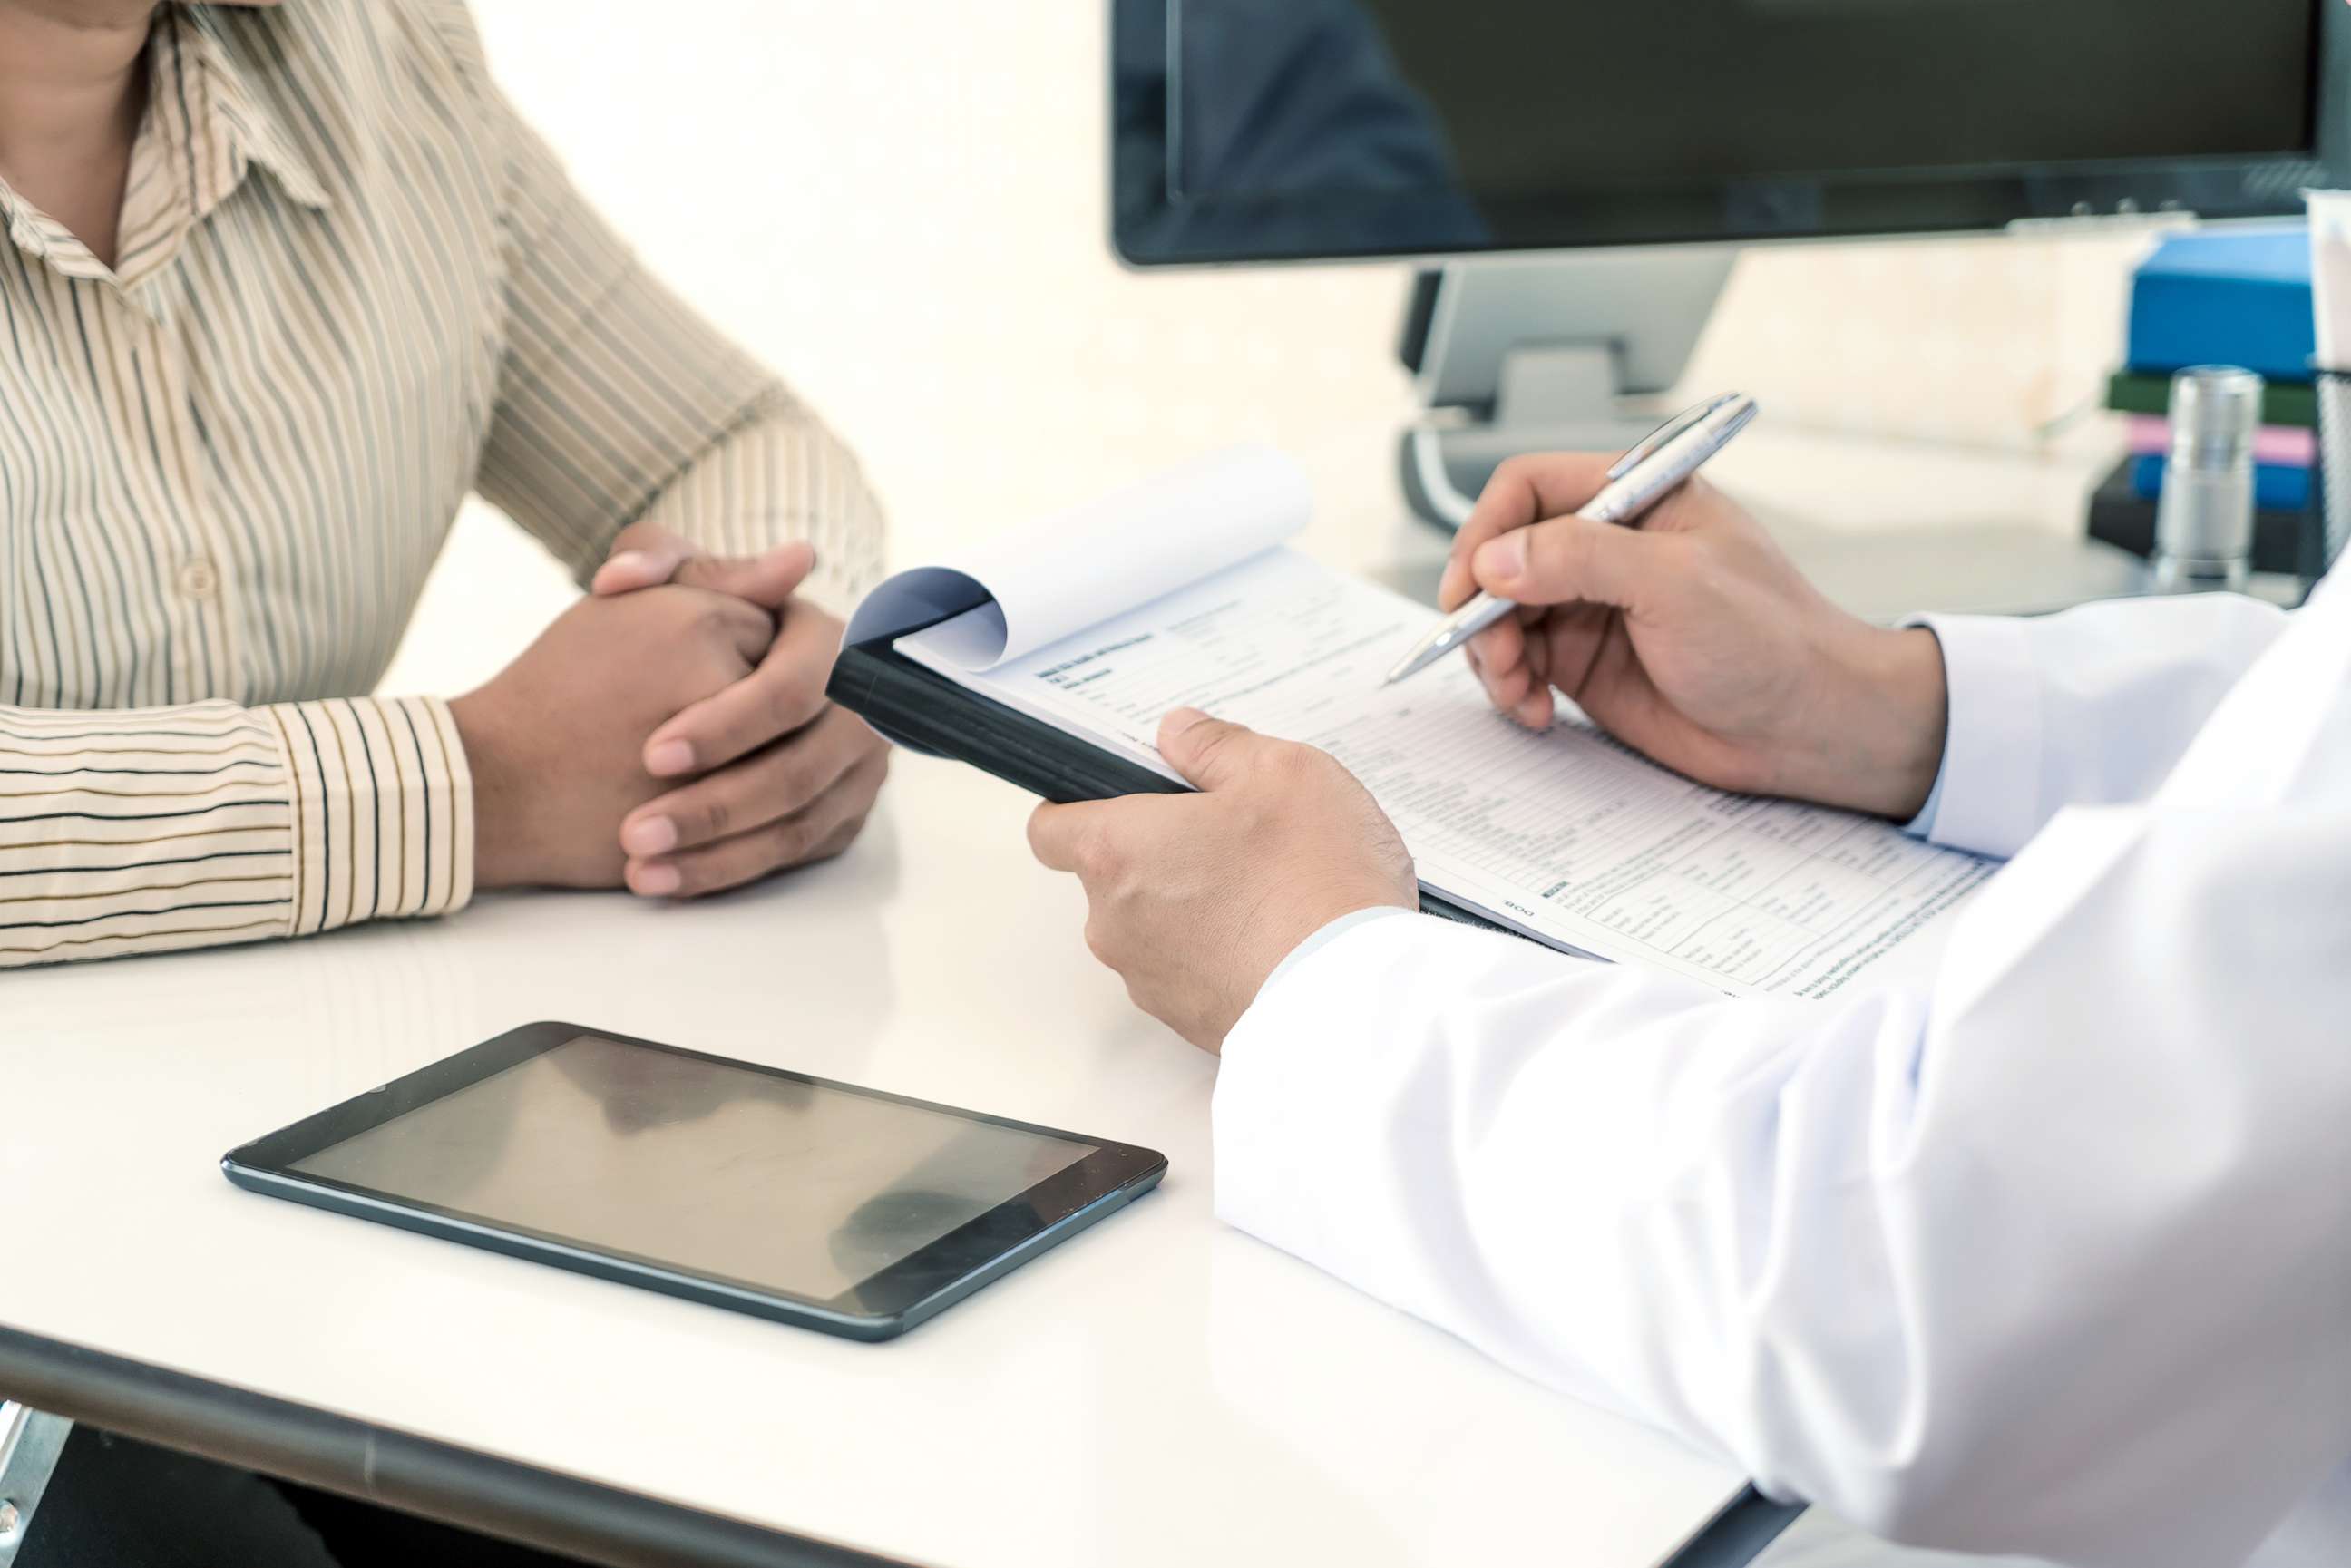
[0,1326,907,1568]
[0,1324,1800,1567]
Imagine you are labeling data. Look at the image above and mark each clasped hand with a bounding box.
[450,521,887,896]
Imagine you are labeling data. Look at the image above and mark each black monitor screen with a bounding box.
[1114,0,2342,263]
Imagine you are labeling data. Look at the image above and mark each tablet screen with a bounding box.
[289,1033,1098,1302]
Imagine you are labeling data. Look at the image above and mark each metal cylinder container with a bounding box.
[2151,365,2264,592]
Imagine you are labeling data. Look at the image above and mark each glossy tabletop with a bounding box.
[0,422,2151,1566]
[1,740,1759,1567]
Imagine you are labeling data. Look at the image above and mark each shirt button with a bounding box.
[175,557,221,601]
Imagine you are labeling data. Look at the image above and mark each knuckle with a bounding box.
[1082,917,1117,964]
[1191,726,1241,774]
[658,591,727,645]
[1531,521,1589,586]
[730,595,775,637]
[1073,825,1121,881]
[769,749,821,807]
[1271,740,1323,781]
[808,817,861,863]
[767,669,826,729]
[770,815,816,866]
[1522,517,1569,568]
[1489,453,1539,491]
[668,557,717,593]
[695,596,742,638]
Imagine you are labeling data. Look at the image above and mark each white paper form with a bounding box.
[844,443,1309,669]
[902,549,1995,1000]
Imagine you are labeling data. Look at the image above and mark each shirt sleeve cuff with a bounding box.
[1901,614,2044,861]
[262,696,474,936]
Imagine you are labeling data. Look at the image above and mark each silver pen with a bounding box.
[1381,392,1760,687]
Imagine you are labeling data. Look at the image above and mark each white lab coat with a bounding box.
[1215,572,2351,1568]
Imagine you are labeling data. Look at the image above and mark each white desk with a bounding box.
[1,745,1774,1567]
[0,422,2217,1566]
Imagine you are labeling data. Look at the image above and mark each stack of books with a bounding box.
[2091,226,2318,573]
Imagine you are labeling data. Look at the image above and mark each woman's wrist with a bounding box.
[449,688,531,889]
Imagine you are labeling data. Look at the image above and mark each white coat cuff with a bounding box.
[1262,905,1412,988]
[1214,912,1427,1261]
[1904,614,2043,860]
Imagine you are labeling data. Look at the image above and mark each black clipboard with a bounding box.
[827,627,1516,937]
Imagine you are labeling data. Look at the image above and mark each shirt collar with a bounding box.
[0,5,331,287]
[173,5,334,216]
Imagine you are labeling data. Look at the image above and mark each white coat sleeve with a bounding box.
[1911,594,2288,858]
[1214,584,2351,1568]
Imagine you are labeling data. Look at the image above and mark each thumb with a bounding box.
[669,539,818,611]
[1156,706,1264,792]
[1469,514,1660,610]
[590,523,694,596]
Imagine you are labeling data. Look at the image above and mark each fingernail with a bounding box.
[631,862,681,896]
[646,739,694,776]
[1474,534,1526,582]
[595,550,653,591]
[621,815,677,856]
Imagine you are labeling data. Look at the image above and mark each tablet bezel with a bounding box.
[222,1021,1167,1339]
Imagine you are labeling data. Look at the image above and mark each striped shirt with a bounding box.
[0,0,883,969]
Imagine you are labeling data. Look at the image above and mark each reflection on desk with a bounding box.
[0,756,1753,1568]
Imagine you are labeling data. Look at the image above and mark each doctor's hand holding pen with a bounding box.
[1440,453,1952,822]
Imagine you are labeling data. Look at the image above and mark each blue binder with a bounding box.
[2126,227,2315,385]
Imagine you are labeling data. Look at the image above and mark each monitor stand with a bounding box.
[1397,248,1737,529]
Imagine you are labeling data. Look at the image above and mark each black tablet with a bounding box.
[222,1022,1166,1340]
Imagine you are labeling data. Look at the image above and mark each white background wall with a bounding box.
[384,0,2152,696]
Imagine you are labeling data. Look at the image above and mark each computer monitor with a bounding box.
[1109,0,2351,523]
